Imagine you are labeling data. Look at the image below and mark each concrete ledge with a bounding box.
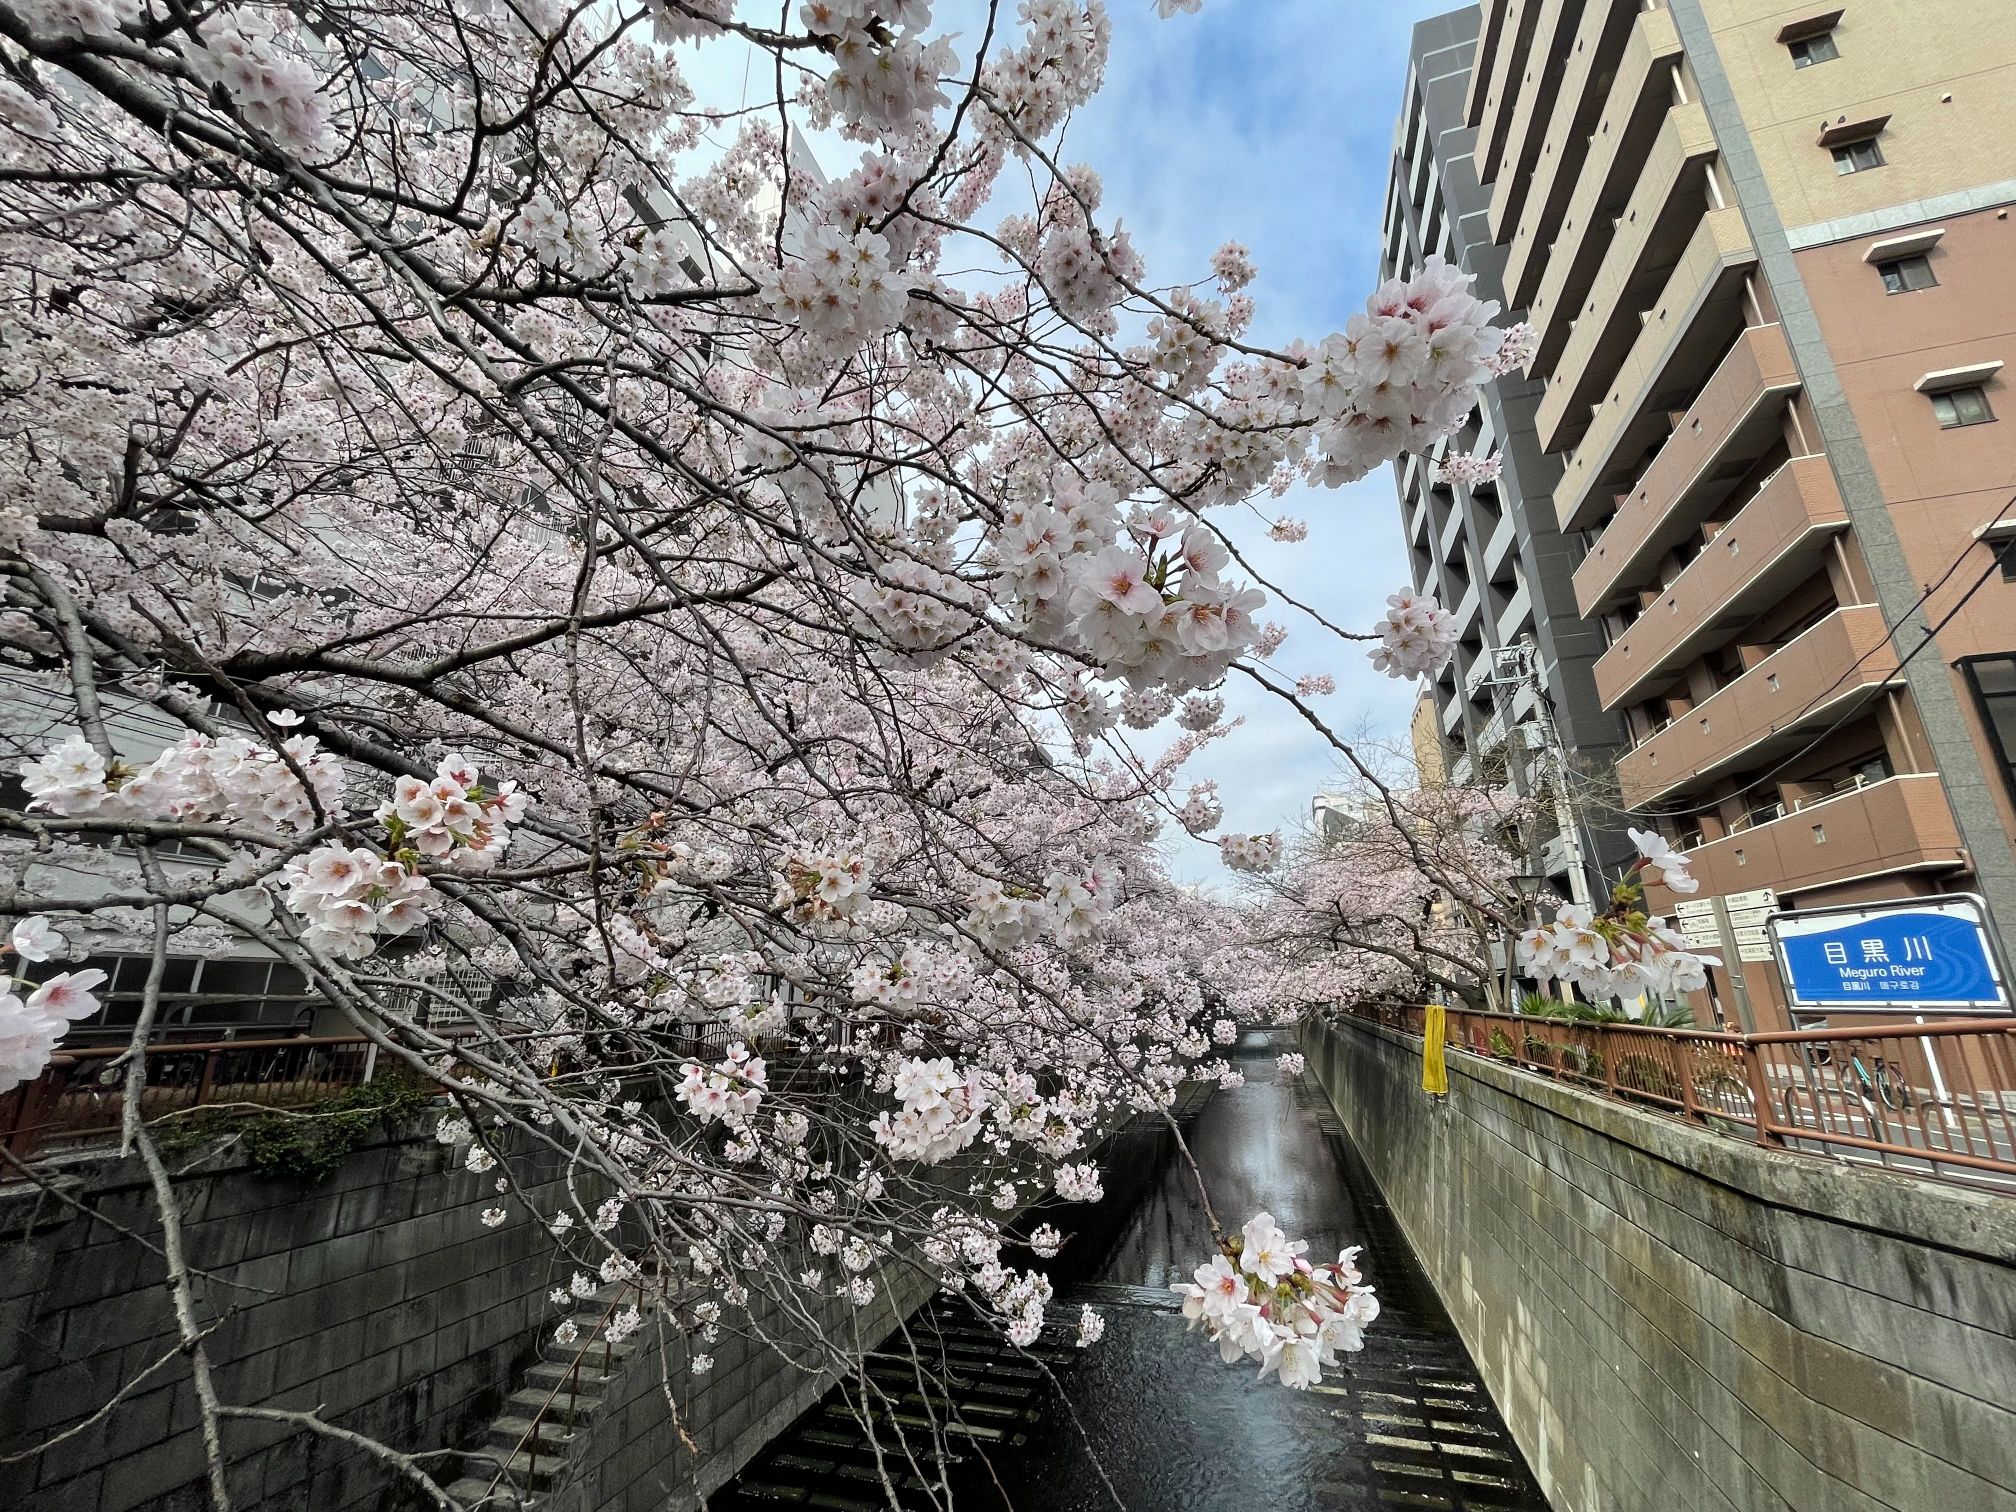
[1349,1015,2016,1262]
[1303,1012,2016,1512]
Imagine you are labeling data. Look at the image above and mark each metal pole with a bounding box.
[1710,895,1757,1033]
[1521,640,1593,908]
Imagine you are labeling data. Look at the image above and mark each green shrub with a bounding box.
[1557,1044,1604,1079]
[1488,1027,1516,1060]
[237,1072,441,1183]
[1615,1053,1681,1101]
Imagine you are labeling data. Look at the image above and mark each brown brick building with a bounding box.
[1457,0,2016,1026]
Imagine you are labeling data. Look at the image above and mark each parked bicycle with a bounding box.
[1808,1039,1916,1114]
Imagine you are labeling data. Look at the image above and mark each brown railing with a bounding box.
[1339,1001,2016,1189]
[2,1035,385,1163]
[0,1020,753,1166]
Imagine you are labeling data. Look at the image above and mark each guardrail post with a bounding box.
[1678,1049,1705,1123]
[194,1049,219,1110]
[5,1058,71,1161]
[1745,1043,1782,1147]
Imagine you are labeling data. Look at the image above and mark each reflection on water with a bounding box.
[720,1033,1549,1511]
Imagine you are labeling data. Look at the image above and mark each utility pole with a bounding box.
[1490,637,1594,909]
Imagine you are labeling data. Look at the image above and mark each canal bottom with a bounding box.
[718,1035,1549,1511]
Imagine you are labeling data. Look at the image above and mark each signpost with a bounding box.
[1766,894,2011,1012]
[1675,890,1774,1030]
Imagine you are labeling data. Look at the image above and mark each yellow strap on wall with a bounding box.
[1422,1003,1449,1096]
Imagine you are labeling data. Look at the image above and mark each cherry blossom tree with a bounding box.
[0,0,1574,1497]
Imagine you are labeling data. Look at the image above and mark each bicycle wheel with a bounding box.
[1874,1063,1912,1113]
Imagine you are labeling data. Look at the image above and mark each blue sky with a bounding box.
[693,1,1464,883]
[1053,0,1460,882]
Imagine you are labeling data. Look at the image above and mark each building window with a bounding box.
[1931,386,1996,428]
[1876,253,1937,294]
[1963,656,2016,812]
[1789,32,1840,66]
[1832,137,1884,174]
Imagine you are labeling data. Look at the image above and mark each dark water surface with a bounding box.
[719,1034,1548,1511]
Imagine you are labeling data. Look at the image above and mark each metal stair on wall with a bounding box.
[442,1275,648,1510]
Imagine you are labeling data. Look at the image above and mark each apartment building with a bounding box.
[1382,9,1631,910]
[1452,0,2016,1027]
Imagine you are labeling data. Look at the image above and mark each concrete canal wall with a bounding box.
[1303,1013,2016,1512]
[2,1087,1211,1512]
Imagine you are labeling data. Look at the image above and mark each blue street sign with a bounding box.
[1769,895,2010,1010]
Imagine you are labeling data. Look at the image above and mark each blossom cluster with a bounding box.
[991,483,1263,696]
[676,1043,767,1125]
[181,10,327,154]
[0,918,105,1094]
[280,846,435,959]
[1367,590,1459,681]
[1276,1051,1305,1080]
[1219,832,1283,873]
[1515,832,1717,1002]
[874,1056,984,1163]
[1432,451,1502,488]
[280,755,529,958]
[1303,257,1512,487]
[375,754,528,868]
[1174,1213,1380,1390]
[759,226,909,360]
[775,851,874,923]
[22,725,346,832]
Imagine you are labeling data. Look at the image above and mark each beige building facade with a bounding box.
[1463,0,2016,1026]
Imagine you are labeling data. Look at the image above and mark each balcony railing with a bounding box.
[1334,1001,2016,1190]
[1569,323,1802,607]
[1548,208,1758,535]
[0,1023,748,1166]
[1497,0,1646,307]
[1613,601,1890,806]
[1536,102,1719,454]
[1654,773,1966,903]
[1593,456,1852,712]
[1519,7,1686,365]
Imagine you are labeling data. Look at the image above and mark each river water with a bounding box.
[719,1034,1549,1511]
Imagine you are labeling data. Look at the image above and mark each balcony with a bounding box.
[1520,7,1685,369]
[1536,104,1719,455]
[1464,0,1513,128]
[1571,324,1802,611]
[1438,500,1467,565]
[1614,604,1896,808]
[1472,0,1546,186]
[1406,490,1431,549]
[1658,775,1965,903]
[1481,0,1580,242]
[1496,0,1642,306]
[1496,578,1534,648]
[1592,457,1851,709]
[1454,579,1483,637]
[1549,209,1758,534]
[1482,507,1518,578]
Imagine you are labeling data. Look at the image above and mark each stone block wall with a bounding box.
[1303,1013,2016,1512]
[1,1126,574,1512]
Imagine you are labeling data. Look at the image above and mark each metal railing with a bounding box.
[1339,1001,2016,1189]
[2,1035,386,1163]
[0,1019,756,1166]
